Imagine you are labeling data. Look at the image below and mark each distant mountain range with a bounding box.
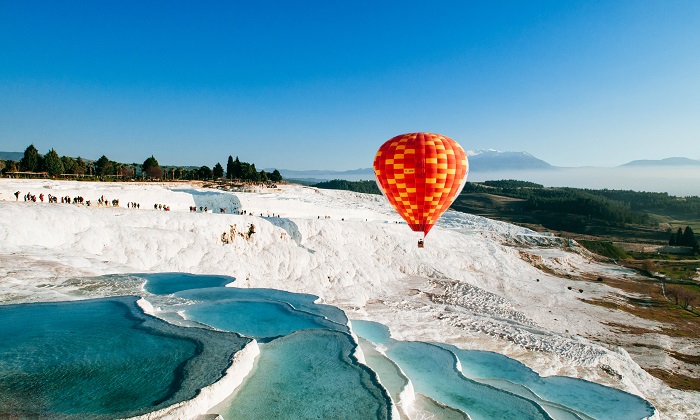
[278,151,700,182]
[276,150,554,182]
[0,151,23,161]
[620,157,700,167]
[467,150,552,171]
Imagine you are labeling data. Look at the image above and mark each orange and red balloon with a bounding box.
[373,132,468,236]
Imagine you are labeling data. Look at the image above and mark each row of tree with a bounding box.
[523,189,651,225]
[5,144,89,177]
[462,181,652,225]
[463,181,700,218]
[313,179,381,195]
[669,226,699,251]
[2,145,283,183]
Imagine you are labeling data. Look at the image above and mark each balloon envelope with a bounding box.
[373,132,468,236]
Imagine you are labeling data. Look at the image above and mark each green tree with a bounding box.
[20,144,41,172]
[259,170,268,183]
[233,156,243,179]
[213,162,224,179]
[0,160,5,174]
[61,156,77,174]
[198,165,212,180]
[74,157,87,175]
[269,169,283,182]
[683,226,696,247]
[677,227,685,246]
[44,149,64,176]
[38,154,46,172]
[6,160,19,173]
[246,163,259,182]
[95,155,113,176]
[226,155,235,179]
[143,155,163,179]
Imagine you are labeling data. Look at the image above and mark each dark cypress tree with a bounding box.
[226,155,234,179]
[44,149,64,176]
[233,157,243,179]
[682,226,696,247]
[269,169,283,182]
[669,233,677,246]
[213,162,224,179]
[20,144,40,172]
[676,228,684,244]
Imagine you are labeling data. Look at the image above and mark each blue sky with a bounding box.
[1,0,699,170]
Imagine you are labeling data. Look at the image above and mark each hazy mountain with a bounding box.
[276,150,553,181]
[272,168,375,181]
[620,157,700,167]
[467,150,553,171]
[0,151,23,161]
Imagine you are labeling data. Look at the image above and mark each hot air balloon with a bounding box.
[373,132,468,247]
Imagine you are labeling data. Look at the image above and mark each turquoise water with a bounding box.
[354,320,655,420]
[177,287,349,328]
[0,296,247,419]
[351,319,393,345]
[440,344,655,420]
[185,299,339,339]
[141,272,233,295]
[215,330,391,419]
[0,273,656,420]
[388,341,551,420]
[171,283,392,417]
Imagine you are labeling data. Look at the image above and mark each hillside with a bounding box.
[451,181,700,243]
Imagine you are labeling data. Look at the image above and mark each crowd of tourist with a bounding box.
[13,190,152,210]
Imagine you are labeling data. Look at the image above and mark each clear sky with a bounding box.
[1,0,699,170]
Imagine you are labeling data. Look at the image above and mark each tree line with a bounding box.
[476,179,700,219]
[460,180,700,226]
[313,179,381,195]
[0,144,282,183]
[669,226,699,252]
